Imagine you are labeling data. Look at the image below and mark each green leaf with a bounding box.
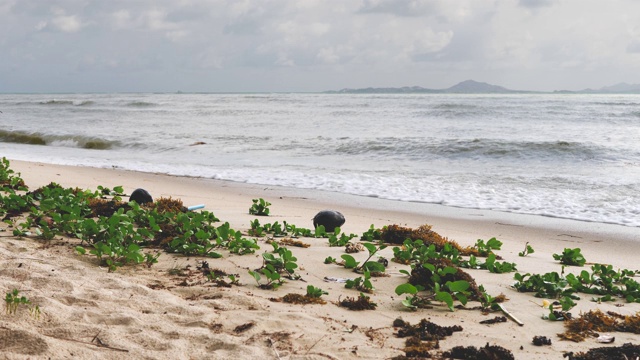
[447,280,470,293]
[395,283,418,296]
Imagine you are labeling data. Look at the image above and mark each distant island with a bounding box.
[326,79,640,94]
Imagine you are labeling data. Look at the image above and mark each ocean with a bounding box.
[1,93,639,227]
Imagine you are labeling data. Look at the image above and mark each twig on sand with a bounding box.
[45,334,129,352]
[497,304,524,326]
[304,334,327,355]
[267,338,281,360]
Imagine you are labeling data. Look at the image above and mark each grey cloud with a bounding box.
[357,0,437,17]
[627,41,640,54]
[518,0,556,8]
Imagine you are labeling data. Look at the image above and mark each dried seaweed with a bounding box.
[442,343,515,360]
[564,343,640,360]
[153,197,186,213]
[404,335,439,357]
[272,294,326,305]
[337,294,377,310]
[381,224,478,256]
[559,310,640,342]
[88,198,127,217]
[234,321,256,334]
[479,316,507,325]
[395,318,463,341]
[279,238,310,248]
[532,336,552,346]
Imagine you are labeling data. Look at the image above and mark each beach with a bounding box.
[1,159,639,359]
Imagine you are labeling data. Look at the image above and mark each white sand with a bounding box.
[1,160,639,359]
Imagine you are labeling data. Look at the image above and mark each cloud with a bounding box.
[51,14,83,32]
[518,0,557,8]
[1,0,640,92]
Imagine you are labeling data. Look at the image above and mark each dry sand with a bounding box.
[1,160,639,359]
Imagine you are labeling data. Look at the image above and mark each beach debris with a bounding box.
[442,343,515,360]
[532,335,552,346]
[596,334,615,343]
[336,293,377,310]
[312,210,345,232]
[234,321,256,334]
[479,316,507,325]
[187,204,205,211]
[323,276,352,283]
[377,257,389,267]
[345,242,364,253]
[559,310,640,342]
[129,188,153,204]
[563,343,640,360]
[497,304,524,326]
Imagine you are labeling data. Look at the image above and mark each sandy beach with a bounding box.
[1,159,639,359]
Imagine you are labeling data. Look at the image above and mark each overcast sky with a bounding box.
[1,0,639,93]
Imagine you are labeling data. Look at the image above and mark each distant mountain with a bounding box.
[327,80,526,94]
[445,80,514,93]
[327,80,640,94]
[581,82,640,94]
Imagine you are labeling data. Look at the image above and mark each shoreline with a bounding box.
[2,159,640,359]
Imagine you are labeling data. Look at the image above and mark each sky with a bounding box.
[1,0,640,93]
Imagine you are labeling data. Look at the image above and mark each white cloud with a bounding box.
[51,14,82,32]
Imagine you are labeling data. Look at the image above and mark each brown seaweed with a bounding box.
[564,343,640,360]
[442,343,515,360]
[381,224,479,256]
[559,309,640,342]
[337,294,377,310]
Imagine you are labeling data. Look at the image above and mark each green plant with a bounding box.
[306,285,328,298]
[483,253,517,274]
[324,256,337,264]
[513,271,573,299]
[477,285,502,312]
[394,283,430,310]
[5,289,40,318]
[518,242,535,257]
[261,246,299,279]
[474,237,502,256]
[340,242,387,273]
[327,228,358,247]
[249,264,283,290]
[553,248,586,266]
[434,280,471,312]
[360,224,382,242]
[345,270,374,293]
[249,198,271,216]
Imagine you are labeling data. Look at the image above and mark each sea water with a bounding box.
[1,93,639,227]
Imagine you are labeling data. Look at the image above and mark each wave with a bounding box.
[333,137,616,162]
[126,101,158,107]
[76,100,95,106]
[39,100,74,106]
[0,130,117,150]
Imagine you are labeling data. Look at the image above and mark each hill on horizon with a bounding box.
[327,80,640,94]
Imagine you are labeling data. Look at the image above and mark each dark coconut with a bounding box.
[129,188,153,205]
[312,210,345,232]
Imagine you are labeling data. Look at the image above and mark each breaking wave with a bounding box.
[0,130,117,150]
